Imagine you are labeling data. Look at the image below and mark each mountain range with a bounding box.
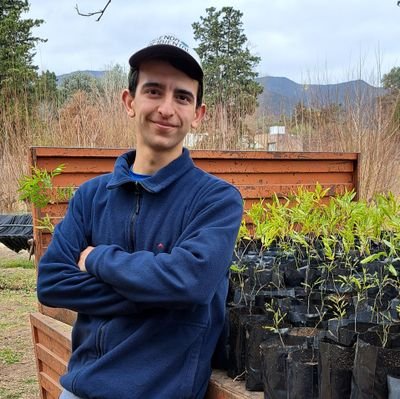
[256,76,386,116]
[58,71,387,116]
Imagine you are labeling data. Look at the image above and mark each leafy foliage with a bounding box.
[58,72,101,101]
[382,66,400,93]
[0,0,46,94]
[18,164,65,208]
[192,7,263,128]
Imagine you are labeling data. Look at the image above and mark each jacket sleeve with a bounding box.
[85,183,243,306]
[37,189,140,316]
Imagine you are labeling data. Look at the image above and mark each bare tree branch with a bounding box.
[75,0,112,21]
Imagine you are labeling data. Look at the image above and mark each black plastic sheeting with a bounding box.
[0,214,33,253]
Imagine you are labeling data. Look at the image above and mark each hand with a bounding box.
[78,246,95,272]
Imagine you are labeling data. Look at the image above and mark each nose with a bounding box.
[157,95,174,118]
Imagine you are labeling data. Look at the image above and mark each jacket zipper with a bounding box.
[135,182,142,214]
[128,182,142,252]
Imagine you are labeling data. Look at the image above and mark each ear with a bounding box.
[191,104,206,129]
[122,89,135,118]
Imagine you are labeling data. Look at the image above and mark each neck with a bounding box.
[133,146,183,175]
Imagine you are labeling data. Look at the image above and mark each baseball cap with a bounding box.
[129,34,203,83]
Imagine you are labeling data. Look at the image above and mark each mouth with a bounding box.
[151,120,179,129]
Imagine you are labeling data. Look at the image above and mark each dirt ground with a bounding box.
[0,244,31,261]
[0,244,39,399]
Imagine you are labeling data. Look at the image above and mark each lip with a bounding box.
[151,120,178,129]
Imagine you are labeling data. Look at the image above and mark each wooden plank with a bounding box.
[32,146,126,159]
[36,343,68,376]
[50,170,355,187]
[30,313,72,353]
[193,159,355,174]
[41,359,65,386]
[39,372,62,399]
[36,157,117,174]
[31,146,358,160]
[191,150,358,161]
[39,305,76,327]
[205,171,355,185]
[206,370,263,399]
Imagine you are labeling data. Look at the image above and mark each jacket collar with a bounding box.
[106,148,195,193]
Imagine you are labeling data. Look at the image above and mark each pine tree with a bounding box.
[0,0,45,93]
[192,7,263,127]
[382,67,400,94]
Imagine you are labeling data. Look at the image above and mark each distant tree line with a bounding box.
[1,0,398,135]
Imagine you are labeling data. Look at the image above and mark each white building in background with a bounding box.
[269,126,286,135]
[254,125,303,152]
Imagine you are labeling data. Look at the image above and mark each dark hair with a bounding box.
[128,58,203,108]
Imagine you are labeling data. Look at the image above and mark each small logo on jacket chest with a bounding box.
[156,242,165,252]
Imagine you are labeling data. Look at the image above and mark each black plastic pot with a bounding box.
[226,306,269,379]
[283,264,307,288]
[288,304,322,327]
[286,348,319,399]
[319,339,355,399]
[351,327,400,399]
[337,321,377,346]
[260,334,309,399]
[245,320,290,391]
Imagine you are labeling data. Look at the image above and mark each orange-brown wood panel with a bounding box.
[39,372,62,399]
[39,203,69,218]
[211,171,355,185]
[193,158,356,174]
[31,313,71,399]
[36,157,118,174]
[36,343,68,377]
[29,147,359,265]
[38,305,77,327]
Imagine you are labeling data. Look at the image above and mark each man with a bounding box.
[37,34,243,399]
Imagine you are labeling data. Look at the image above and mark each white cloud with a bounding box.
[26,0,400,85]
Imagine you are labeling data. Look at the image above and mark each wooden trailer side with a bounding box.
[29,147,359,399]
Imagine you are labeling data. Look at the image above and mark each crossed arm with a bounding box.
[37,185,243,316]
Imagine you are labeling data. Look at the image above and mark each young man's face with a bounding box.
[123,60,205,156]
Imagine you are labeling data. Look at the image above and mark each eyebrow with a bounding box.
[141,82,195,101]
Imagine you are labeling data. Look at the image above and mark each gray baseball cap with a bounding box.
[129,34,203,83]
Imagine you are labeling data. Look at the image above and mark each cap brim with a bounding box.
[129,44,203,82]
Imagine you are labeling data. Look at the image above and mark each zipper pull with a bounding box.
[135,182,141,214]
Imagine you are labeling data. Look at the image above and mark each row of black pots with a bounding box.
[226,305,400,398]
[236,238,400,268]
[227,288,400,328]
[231,257,400,293]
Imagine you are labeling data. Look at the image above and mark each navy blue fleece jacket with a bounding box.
[37,148,243,399]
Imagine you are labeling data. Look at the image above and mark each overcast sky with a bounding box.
[27,0,400,86]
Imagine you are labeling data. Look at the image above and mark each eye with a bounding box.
[176,93,193,104]
[145,87,161,97]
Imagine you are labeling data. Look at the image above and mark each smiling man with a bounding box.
[37,35,243,399]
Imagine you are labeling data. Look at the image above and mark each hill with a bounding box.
[256,76,386,116]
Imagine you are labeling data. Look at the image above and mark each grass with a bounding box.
[0,258,34,270]
[0,348,22,365]
[0,257,39,398]
[0,268,36,291]
[0,388,20,399]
